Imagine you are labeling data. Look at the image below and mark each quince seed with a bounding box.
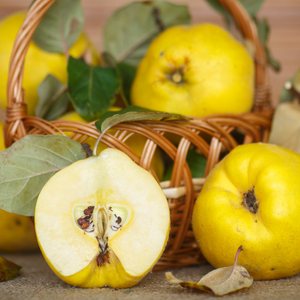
[84,206,94,215]
[85,222,95,233]
[77,216,88,226]
[81,221,90,230]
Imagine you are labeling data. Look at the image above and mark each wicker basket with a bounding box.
[5,0,273,271]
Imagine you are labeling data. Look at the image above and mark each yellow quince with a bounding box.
[0,11,100,116]
[193,143,300,280]
[131,24,254,117]
[35,148,170,288]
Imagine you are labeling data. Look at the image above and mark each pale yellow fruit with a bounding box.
[0,122,39,253]
[0,11,101,116]
[192,143,300,280]
[58,110,165,180]
[131,24,254,117]
[35,148,170,288]
[0,210,39,253]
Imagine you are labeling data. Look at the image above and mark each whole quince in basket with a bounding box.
[0,122,38,253]
[0,11,100,116]
[192,143,300,280]
[131,24,254,117]
[35,148,170,288]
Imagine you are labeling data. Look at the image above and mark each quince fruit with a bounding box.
[192,143,300,280]
[0,11,100,116]
[131,24,254,117]
[58,110,165,180]
[35,148,170,288]
[0,122,39,253]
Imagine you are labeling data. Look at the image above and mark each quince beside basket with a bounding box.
[5,0,273,271]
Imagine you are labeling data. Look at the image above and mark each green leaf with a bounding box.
[294,70,300,93]
[239,0,264,17]
[280,69,300,103]
[205,0,264,18]
[280,79,295,104]
[255,18,269,43]
[204,0,232,27]
[265,46,281,72]
[116,62,136,104]
[254,18,281,72]
[206,0,280,72]
[103,0,191,67]
[32,0,84,53]
[0,135,86,216]
[163,148,207,181]
[102,52,117,68]
[35,74,69,121]
[0,256,21,282]
[67,56,120,122]
[102,52,133,107]
[94,106,188,156]
[95,105,188,133]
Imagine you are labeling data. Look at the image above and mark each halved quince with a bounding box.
[35,148,170,288]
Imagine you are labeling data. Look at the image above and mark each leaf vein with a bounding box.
[17,154,62,169]
[0,169,60,185]
[30,143,75,163]
[56,140,81,160]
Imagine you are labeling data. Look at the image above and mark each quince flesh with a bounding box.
[192,143,300,280]
[35,148,170,288]
[0,11,101,116]
[131,24,254,117]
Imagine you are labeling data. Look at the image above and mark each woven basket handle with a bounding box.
[6,0,269,129]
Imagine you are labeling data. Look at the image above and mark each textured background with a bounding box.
[1,252,300,300]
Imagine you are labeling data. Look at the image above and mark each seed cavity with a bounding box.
[111,214,122,231]
[74,203,131,267]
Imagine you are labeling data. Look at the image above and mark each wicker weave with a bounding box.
[5,0,273,271]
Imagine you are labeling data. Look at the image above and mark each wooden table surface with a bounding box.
[0,0,299,108]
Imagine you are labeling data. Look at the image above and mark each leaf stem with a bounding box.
[216,245,244,287]
[230,245,243,278]
[93,130,107,157]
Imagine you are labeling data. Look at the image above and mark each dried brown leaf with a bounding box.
[165,272,212,293]
[198,264,253,296]
[165,246,253,296]
[0,256,21,281]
